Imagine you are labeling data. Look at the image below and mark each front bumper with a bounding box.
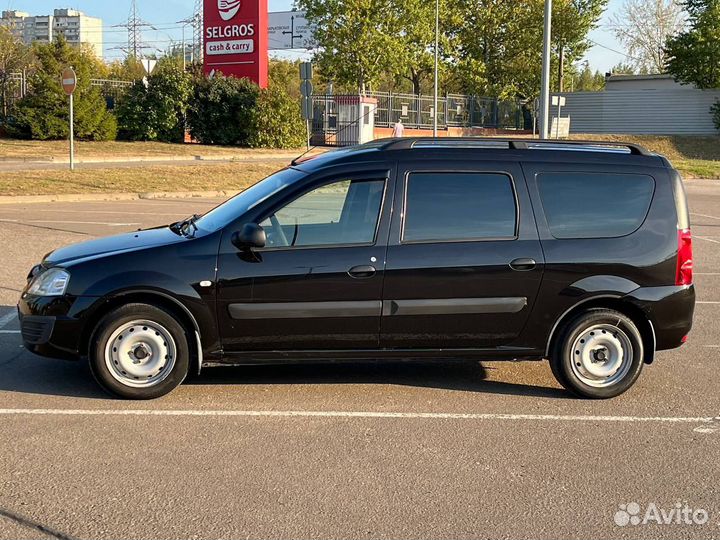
[17,293,99,360]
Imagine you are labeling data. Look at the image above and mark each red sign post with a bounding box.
[204,0,268,87]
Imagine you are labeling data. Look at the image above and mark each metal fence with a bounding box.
[311,91,526,142]
[4,73,133,106]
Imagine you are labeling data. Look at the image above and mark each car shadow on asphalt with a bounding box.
[0,353,570,400]
[0,354,109,399]
[187,360,571,399]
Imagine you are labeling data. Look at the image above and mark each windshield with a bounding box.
[194,167,304,232]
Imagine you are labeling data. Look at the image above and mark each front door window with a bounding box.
[259,178,385,248]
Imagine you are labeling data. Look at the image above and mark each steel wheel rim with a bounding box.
[104,319,176,388]
[569,323,633,388]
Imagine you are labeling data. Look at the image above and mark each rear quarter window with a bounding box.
[537,172,655,239]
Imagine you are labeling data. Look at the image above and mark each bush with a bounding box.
[7,36,116,141]
[187,74,260,145]
[115,58,193,142]
[248,86,307,148]
[712,100,720,132]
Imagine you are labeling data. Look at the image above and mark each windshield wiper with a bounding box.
[171,214,200,237]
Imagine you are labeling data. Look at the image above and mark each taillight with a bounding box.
[676,228,693,286]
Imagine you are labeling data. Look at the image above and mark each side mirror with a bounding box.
[231,223,266,250]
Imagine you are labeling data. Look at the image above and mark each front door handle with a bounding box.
[348,265,376,279]
[509,258,537,271]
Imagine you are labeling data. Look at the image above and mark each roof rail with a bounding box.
[381,137,652,156]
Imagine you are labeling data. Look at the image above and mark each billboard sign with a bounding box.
[204,0,268,87]
[268,11,316,50]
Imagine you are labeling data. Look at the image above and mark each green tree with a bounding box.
[108,57,146,81]
[454,1,541,98]
[393,0,461,95]
[553,0,607,91]
[610,62,637,74]
[0,26,32,122]
[712,100,720,130]
[115,56,193,142]
[269,59,302,99]
[7,36,116,140]
[248,86,307,148]
[666,0,720,88]
[297,0,406,93]
[570,63,606,91]
[187,74,260,145]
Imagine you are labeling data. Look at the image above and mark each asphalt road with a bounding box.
[0,182,719,539]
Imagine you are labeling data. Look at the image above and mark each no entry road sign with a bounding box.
[61,68,77,96]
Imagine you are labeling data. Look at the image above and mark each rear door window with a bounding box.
[537,172,655,239]
[402,172,517,242]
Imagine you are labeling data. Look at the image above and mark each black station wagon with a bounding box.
[18,138,695,399]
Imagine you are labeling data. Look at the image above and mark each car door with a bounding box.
[216,168,394,352]
[380,160,544,349]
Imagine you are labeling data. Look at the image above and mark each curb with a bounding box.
[0,154,298,166]
[0,190,235,205]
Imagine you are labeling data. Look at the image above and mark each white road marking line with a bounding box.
[1,210,183,216]
[692,212,720,221]
[697,301,720,304]
[0,219,139,226]
[695,236,720,244]
[0,408,716,424]
[696,273,720,276]
[0,330,20,334]
[0,311,17,329]
[704,345,720,348]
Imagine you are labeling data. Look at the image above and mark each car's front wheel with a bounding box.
[550,308,645,399]
[89,303,190,399]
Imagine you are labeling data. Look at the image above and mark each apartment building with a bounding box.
[1,9,103,57]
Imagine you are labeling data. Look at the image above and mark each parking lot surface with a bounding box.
[1,182,719,539]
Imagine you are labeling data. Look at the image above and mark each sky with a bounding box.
[4,0,629,73]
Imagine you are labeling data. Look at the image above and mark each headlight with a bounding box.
[27,268,70,296]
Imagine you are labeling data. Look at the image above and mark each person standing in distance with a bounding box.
[392,118,405,137]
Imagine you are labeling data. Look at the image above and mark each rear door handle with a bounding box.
[348,265,376,279]
[509,258,537,271]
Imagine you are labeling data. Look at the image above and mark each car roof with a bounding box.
[293,137,670,172]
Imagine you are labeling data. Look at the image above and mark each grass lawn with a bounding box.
[0,134,716,198]
[568,134,720,179]
[0,138,303,160]
[0,162,282,196]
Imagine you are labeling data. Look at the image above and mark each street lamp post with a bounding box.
[539,0,552,139]
[433,0,439,137]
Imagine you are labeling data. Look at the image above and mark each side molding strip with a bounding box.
[229,298,527,320]
[229,301,383,320]
[382,297,527,316]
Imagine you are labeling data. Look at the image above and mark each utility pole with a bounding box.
[128,0,142,59]
[433,0,439,137]
[193,0,204,65]
[539,0,552,139]
[178,16,197,70]
[558,43,565,93]
[113,0,155,60]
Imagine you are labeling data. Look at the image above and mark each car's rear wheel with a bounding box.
[89,303,189,399]
[550,308,644,399]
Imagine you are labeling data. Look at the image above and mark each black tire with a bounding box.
[89,303,190,399]
[550,308,645,399]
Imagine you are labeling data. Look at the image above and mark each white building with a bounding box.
[1,9,103,57]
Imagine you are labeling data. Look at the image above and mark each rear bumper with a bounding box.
[624,284,695,350]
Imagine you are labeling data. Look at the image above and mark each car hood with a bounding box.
[45,226,185,266]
